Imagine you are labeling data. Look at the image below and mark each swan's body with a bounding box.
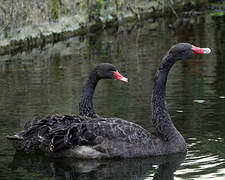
[7,43,210,158]
[9,115,184,158]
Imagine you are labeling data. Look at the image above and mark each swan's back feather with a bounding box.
[8,114,156,158]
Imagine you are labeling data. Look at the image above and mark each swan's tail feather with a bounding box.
[6,114,95,153]
[6,134,24,140]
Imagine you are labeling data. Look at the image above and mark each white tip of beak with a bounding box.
[203,48,211,54]
[121,77,128,82]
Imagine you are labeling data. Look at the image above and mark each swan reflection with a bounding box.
[9,152,186,180]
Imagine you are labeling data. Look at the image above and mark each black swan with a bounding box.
[78,63,128,118]
[7,43,210,158]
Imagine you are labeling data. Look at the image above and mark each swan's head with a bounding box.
[95,63,128,82]
[169,43,211,61]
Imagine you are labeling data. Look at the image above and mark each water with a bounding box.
[0,15,225,180]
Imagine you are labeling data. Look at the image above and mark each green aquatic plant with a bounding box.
[211,12,225,17]
[49,0,59,20]
[7,32,13,38]
[86,0,124,23]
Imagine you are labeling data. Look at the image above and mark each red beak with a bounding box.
[113,71,128,82]
[191,45,211,54]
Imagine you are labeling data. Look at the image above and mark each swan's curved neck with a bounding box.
[152,53,181,142]
[79,70,100,118]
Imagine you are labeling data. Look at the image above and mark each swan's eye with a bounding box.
[109,68,116,72]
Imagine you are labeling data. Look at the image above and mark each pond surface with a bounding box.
[0,15,225,180]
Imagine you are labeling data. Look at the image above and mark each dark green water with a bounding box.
[0,15,225,180]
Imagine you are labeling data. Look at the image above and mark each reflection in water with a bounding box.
[9,152,186,180]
